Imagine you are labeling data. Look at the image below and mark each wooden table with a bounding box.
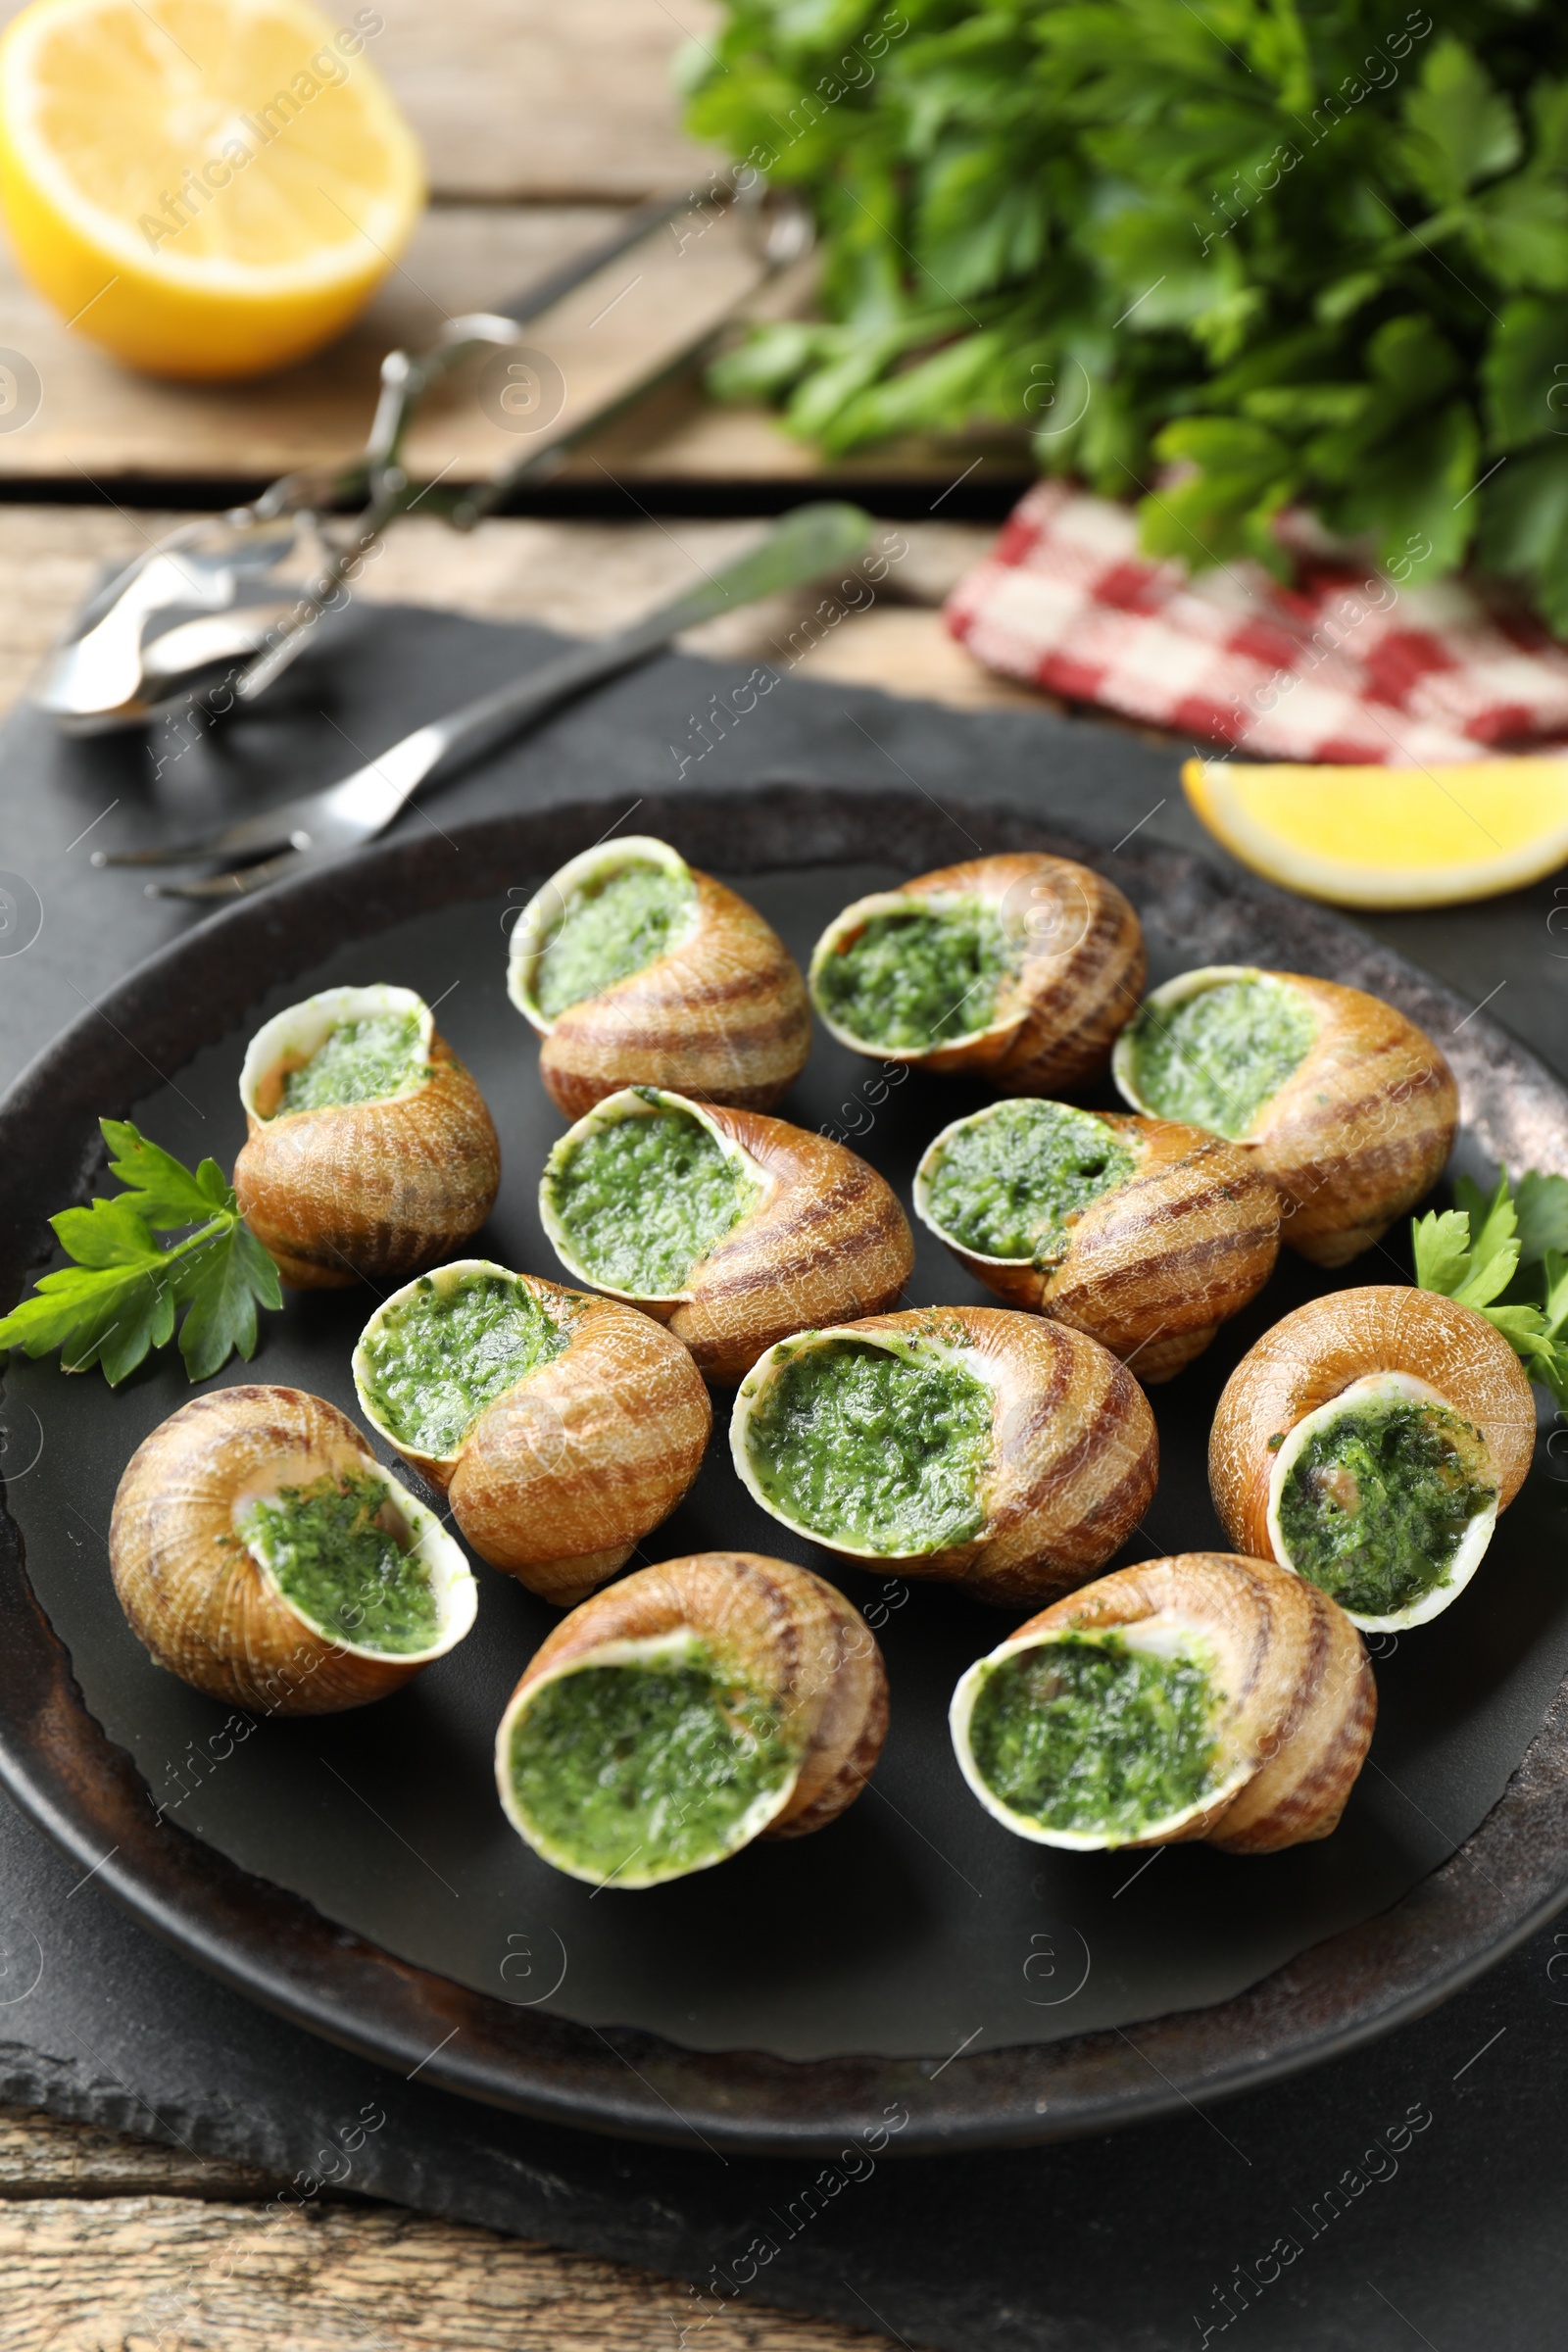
[0,2,1057,2342]
[0,2106,902,2349]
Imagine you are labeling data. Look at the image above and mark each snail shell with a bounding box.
[108,1386,476,1714]
[1113,965,1457,1268]
[951,1551,1375,1854]
[808,853,1145,1088]
[507,836,811,1117]
[233,985,501,1290]
[539,1086,915,1382]
[353,1260,712,1607]
[1209,1286,1536,1631]
[494,1549,888,1886]
[913,1102,1279,1380]
[731,1306,1157,1607]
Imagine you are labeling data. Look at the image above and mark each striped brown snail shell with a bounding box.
[730,1306,1157,1607]
[494,1549,888,1886]
[913,1099,1280,1381]
[538,1085,915,1383]
[808,852,1145,1089]
[353,1259,712,1607]
[1209,1287,1536,1632]
[233,985,501,1290]
[951,1551,1375,1854]
[1112,965,1458,1268]
[507,835,811,1118]
[109,1386,476,1715]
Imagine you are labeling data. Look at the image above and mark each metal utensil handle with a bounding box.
[97,501,874,875]
[401,500,875,790]
[233,195,810,703]
[248,195,699,526]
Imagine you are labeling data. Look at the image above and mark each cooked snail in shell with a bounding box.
[353,1259,711,1606]
[495,1549,888,1886]
[507,835,811,1117]
[730,1306,1157,1607]
[109,1386,476,1714]
[950,1550,1375,1853]
[808,853,1145,1089]
[914,1098,1279,1380]
[233,984,501,1290]
[539,1086,915,1382]
[1112,965,1457,1267]
[1209,1287,1536,1632]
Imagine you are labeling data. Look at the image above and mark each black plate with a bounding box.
[2,788,1566,2156]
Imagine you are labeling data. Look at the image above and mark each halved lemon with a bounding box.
[1184,757,1568,908]
[0,0,423,379]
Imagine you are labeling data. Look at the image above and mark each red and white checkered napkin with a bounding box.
[944,479,1568,764]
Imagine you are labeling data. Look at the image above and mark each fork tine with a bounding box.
[95,835,249,868]
[147,848,307,900]
[94,806,307,867]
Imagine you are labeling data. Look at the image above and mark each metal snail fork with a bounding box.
[41,188,814,731]
[92,502,874,900]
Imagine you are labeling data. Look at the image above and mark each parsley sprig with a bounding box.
[688,9,1568,628]
[0,1121,282,1387]
[1412,1168,1568,1408]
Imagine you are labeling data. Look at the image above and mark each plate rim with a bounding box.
[3,785,1566,2157]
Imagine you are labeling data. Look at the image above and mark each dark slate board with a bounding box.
[3,598,1568,2344]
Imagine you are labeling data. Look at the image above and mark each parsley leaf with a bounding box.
[1413,1167,1568,1407]
[0,1120,282,1387]
[172,1221,280,1383]
[100,1117,231,1227]
[1448,1172,1523,1304]
[1511,1168,1568,1263]
[1410,1205,1480,1298]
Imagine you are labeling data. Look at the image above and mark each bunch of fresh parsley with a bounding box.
[0,1121,282,1386]
[1413,1167,1568,1405]
[686,2,1568,624]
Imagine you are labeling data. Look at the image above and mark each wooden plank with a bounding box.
[0,200,1004,491]
[340,514,1002,641]
[397,208,779,487]
[0,206,634,484]
[374,0,726,203]
[0,2106,276,2201]
[553,367,1031,495]
[0,0,1032,489]
[0,507,1038,721]
[0,2192,899,2350]
[0,0,812,487]
[780,606,1053,711]
[0,0,726,205]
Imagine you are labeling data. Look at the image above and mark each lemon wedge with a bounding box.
[1183,757,1568,908]
[0,0,423,379]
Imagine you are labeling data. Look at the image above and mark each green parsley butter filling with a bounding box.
[1124,976,1315,1138]
[534,861,697,1020]
[239,1470,440,1654]
[744,1333,994,1552]
[505,1644,797,1882]
[924,1101,1138,1264]
[968,1634,1221,1839]
[276,1011,427,1115]
[359,1271,566,1459]
[546,1099,760,1295]
[816,900,1017,1049]
[1276,1399,1495,1619]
